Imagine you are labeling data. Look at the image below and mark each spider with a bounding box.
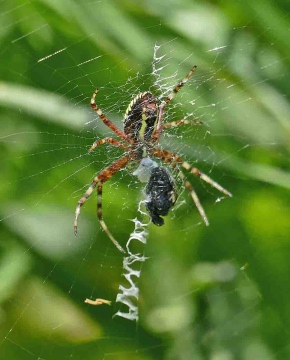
[74,65,232,253]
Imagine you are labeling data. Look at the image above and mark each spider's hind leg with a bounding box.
[162,119,203,130]
[162,65,197,108]
[153,65,198,141]
[90,89,132,143]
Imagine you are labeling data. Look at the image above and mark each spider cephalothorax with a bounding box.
[74,65,232,253]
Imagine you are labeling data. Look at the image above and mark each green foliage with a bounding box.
[0,0,290,359]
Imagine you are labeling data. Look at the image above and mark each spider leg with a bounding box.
[88,137,129,154]
[97,181,125,253]
[74,155,131,253]
[91,89,133,144]
[153,65,197,141]
[184,162,232,197]
[177,169,209,226]
[151,149,232,225]
[152,149,232,196]
[162,119,203,129]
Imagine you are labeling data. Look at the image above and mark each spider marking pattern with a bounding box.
[74,65,232,253]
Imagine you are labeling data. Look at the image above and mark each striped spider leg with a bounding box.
[153,65,198,142]
[90,89,133,144]
[74,90,133,253]
[74,155,131,254]
[162,119,203,130]
[88,137,129,153]
[151,149,232,226]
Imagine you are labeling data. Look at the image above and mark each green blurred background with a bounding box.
[1,0,290,359]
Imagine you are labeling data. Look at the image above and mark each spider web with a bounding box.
[1,1,290,359]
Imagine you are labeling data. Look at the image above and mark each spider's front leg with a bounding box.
[74,155,131,253]
[151,148,232,225]
[176,168,209,226]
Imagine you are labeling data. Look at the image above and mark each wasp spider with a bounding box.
[74,66,232,253]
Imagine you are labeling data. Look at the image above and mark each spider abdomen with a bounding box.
[124,92,158,142]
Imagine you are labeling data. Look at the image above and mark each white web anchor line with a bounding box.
[114,218,149,321]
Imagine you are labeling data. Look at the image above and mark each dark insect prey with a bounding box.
[145,166,178,226]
